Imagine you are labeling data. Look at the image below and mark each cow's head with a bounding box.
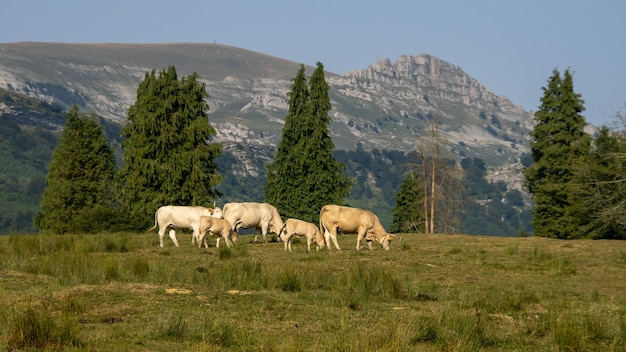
[231,231,239,244]
[210,207,223,218]
[380,233,393,250]
[314,230,326,250]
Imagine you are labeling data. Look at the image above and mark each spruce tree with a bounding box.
[37,105,116,233]
[391,171,424,233]
[265,65,309,218]
[118,66,222,229]
[524,69,591,239]
[265,62,351,223]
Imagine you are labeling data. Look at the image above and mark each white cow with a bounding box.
[197,216,238,248]
[148,205,223,247]
[222,202,284,243]
[319,204,393,251]
[279,218,325,252]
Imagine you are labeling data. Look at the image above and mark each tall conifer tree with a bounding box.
[265,62,351,223]
[524,69,591,238]
[118,66,222,229]
[265,65,309,218]
[37,105,115,233]
[391,171,425,233]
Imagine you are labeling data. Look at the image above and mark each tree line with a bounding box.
[31,65,626,239]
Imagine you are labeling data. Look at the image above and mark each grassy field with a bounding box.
[0,232,625,351]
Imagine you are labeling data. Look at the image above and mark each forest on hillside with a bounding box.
[0,86,531,236]
[0,124,531,236]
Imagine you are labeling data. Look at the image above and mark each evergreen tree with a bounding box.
[581,127,626,239]
[524,69,591,239]
[265,62,351,223]
[265,65,309,218]
[37,105,116,233]
[118,66,222,229]
[391,171,424,233]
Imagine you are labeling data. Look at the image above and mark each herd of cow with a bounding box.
[148,202,394,251]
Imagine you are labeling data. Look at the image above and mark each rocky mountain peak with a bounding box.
[344,53,526,117]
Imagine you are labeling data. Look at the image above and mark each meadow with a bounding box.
[0,231,625,351]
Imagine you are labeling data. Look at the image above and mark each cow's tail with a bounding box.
[319,208,327,235]
[147,209,158,232]
[319,208,332,248]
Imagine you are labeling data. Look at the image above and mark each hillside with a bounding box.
[0,89,532,235]
[0,42,533,166]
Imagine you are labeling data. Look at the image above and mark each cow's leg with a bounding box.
[197,232,204,249]
[323,228,331,249]
[191,227,198,246]
[306,236,312,253]
[367,240,373,251]
[321,225,332,249]
[330,227,341,251]
[158,227,166,247]
[283,233,290,251]
[197,230,207,249]
[216,235,221,248]
[169,228,179,247]
[192,225,202,246]
[355,230,367,250]
[261,225,269,243]
[224,231,234,248]
[223,234,233,248]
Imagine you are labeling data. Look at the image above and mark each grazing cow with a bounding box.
[319,205,393,251]
[279,218,326,252]
[222,202,284,243]
[197,216,238,248]
[148,205,223,247]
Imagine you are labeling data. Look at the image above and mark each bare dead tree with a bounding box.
[415,115,464,234]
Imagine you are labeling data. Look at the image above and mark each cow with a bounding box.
[148,205,223,247]
[197,216,238,248]
[279,218,326,252]
[319,204,393,251]
[222,202,284,243]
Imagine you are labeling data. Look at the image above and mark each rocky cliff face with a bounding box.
[0,43,535,184]
[344,54,525,114]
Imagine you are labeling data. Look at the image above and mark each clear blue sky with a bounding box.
[2,0,625,126]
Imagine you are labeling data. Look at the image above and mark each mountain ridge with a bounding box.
[0,42,533,173]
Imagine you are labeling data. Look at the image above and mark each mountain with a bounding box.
[0,42,533,163]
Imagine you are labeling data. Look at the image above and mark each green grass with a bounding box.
[0,232,625,351]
